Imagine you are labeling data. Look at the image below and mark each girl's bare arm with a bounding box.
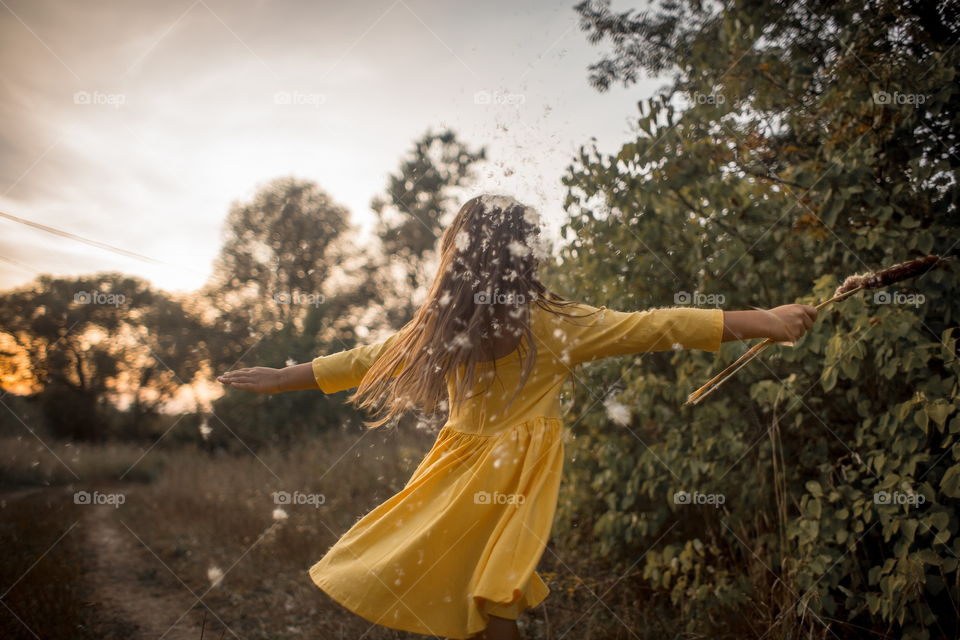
[219,305,817,393]
[722,304,818,343]
[217,362,318,394]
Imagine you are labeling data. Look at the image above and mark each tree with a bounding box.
[0,274,207,440]
[547,1,960,637]
[204,176,351,368]
[371,129,486,326]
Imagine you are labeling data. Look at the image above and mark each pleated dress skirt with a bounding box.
[308,415,564,639]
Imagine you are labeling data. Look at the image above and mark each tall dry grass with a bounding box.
[2,425,682,639]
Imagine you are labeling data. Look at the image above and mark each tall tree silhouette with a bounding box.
[370,129,485,326]
[204,177,351,365]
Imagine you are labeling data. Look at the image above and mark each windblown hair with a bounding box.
[349,194,586,429]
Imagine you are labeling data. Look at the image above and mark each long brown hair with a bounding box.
[349,194,584,429]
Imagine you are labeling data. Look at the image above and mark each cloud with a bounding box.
[0,0,648,293]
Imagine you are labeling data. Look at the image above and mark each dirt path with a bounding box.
[82,494,229,640]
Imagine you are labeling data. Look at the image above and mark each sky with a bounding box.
[0,0,657,293]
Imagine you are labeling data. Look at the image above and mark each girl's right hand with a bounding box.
[217,367,284,394]
[766,304,818,343]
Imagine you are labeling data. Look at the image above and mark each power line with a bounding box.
[0,254,41,274]
[0,210,165,265]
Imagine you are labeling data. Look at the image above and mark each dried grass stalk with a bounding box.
[684,254,949,406]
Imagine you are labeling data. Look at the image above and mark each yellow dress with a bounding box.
[307,300,724,638]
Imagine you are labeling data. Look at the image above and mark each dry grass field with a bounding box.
[1,427,667,639]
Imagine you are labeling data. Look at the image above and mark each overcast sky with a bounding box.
[0,0,656,293]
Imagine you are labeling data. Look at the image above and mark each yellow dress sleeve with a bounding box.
[546,301,725,366]
[311,332,401,393]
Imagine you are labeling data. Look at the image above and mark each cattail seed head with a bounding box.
[834,255,946,297]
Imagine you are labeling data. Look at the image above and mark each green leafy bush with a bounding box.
[549,1,959,636]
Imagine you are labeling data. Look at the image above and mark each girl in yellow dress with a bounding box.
[218,194,817,639]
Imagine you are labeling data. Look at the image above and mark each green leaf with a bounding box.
[821,366,838,392]
[925,511,949,532]
[902,518,918,544]
[941,465,960,498]
[926,400,954,429]
[901,216,921,228]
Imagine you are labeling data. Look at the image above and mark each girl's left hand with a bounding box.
[217,367,283,394]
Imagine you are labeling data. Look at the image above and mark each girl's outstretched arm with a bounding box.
[722,304,818,343]
[217,362,318,394]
